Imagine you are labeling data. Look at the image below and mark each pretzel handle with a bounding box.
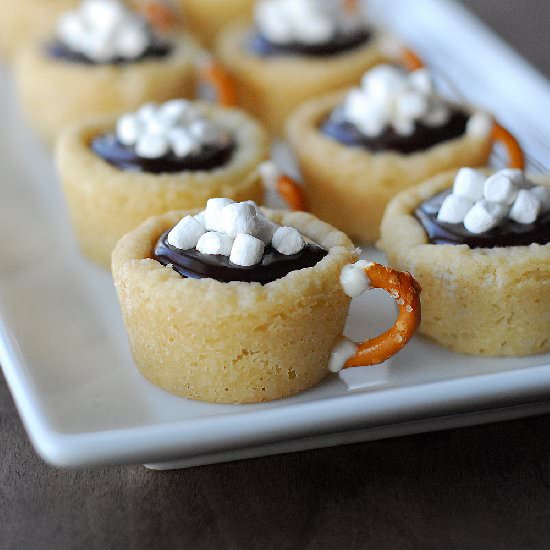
[401,47,425,71]
[345,263,421,368]
[492,122,525,170]
[138,0,178,31]
[198,61,238,108]
[276,175,307,212]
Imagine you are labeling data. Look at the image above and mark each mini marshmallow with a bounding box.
[340,260,373,298]
[328,337,358,373]
[230,234,265,267]
[466,112,494,138]
[483,172,520,205]
[188,120,227,146]
[463,200,507,234]
[396,91,428,120]
[204,198,235,232]
[159,99,194,124]
[114,18,148,59]
[422,104,450,127]
[254,216,280,245]
[272,226,305,256]
[194,211,206,225]
[168,128,200,158]
[258,161,281,190]
[409,69,433,95]
[530,186,550,213]
[453,168,486,202]
[437,194,474,224]
[196,232,234,256]
[116,114,142,146]
[135,133,169,159]
[221,203,258,237]
[509,189,541,224]
[167,216,205,250]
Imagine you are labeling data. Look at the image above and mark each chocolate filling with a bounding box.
[415,189,550,248]
[153,230,328,284]
[249,28,371,57]
[321,109,470,154]
[90,134,235,174]
[45,38,172,65]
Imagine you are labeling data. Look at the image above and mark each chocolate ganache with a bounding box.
[416,189,550,248]
[321,109,470,154]
[91,134,235,174]
[45,38,172,65]
[154,230,328,284]
[249,28,371,57]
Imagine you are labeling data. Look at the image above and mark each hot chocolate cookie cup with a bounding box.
[112,209,357,404]
[56,104,268,268]
[214,21,386,136]
[15,34,199,145]
[379,171,550,356]
[287,92,493,243]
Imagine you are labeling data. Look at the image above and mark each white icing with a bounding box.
[328,336,358,373]
[56,0,156,63]
[255,0,366,46]
[115,100,231,160]
[437,168,549,233]
[335,65,464,138]
[340,260,373,298]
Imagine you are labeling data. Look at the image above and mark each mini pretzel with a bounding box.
[345,263,421,368]
[277,175,308,212]
[139,0,178,31]
[492,122,525,170]
[199,61,238,108]
[401,47,425,71]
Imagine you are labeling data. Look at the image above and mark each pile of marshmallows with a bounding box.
[438,168,550,233]
[57,0,155,63]
[255,0,364,46]
[116,100,231,160]
[338,65,455,138]
[167,199,307,267]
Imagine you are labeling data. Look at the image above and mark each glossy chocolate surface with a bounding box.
[45,39,172,65]
[415,189,550,248]
[249,29,371,57]
[91,134,235,174]
[154,231,328,284]
[321,109,469,154]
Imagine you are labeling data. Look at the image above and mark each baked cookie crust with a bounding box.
[56,103,269,267]
[112,208,357,403]
[287,92,494,243]
[215,21,386,136]
[15,34,200,144]
[379,170,550,356]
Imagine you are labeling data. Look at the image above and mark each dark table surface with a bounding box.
[2,2,550,549]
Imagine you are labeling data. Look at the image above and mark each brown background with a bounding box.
[1,1,550,549]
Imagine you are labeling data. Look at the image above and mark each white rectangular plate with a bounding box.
[1,0,550,468]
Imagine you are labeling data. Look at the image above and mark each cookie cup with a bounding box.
[15,35,200,144]
[378,171,550,356]
[215,21,386,135]
[112,209,357,403]
[287,92,493,242]
[56,103,269,268]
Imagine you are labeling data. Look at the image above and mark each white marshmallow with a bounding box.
[114,19,148,59]
[57,13,85,50]
[362,65,408,99]
[167,216,205,250]
[483,172,519,205]
[136,103,159,124]
[204,198,235,232]
[221,203,258,237]
[437,194,474,224]
[159,99,193,124]
[392,117,415,137]
[194,211,206,225]
[396,91,428,120]
[530,186,550,213]
[196,232,234,256]
[258,161,280,190]
[345,89,388,137]
[509,189,541,224]
[467,112,494,138]
[116,114,142,146]
[135,133,169,159]
[295,16,332,45]
[328,337,358,373]
[340,260,373,298]
[463,200,507,234]
[453,168,486,202]
[409,69,433,95]
[254,216,280,245]
[272,226,305,256]
[188,120,227,146]
[168,128,200,158]
[422,104,450,127]
[230,234,265,267]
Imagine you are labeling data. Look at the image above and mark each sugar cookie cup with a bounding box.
[15,33,200,144]
[0,0,77,61]
[379,171,550,356]
[112,208,421,403]
[56,103,269,268]
[287,92,496,243]
[214,20,386,136]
